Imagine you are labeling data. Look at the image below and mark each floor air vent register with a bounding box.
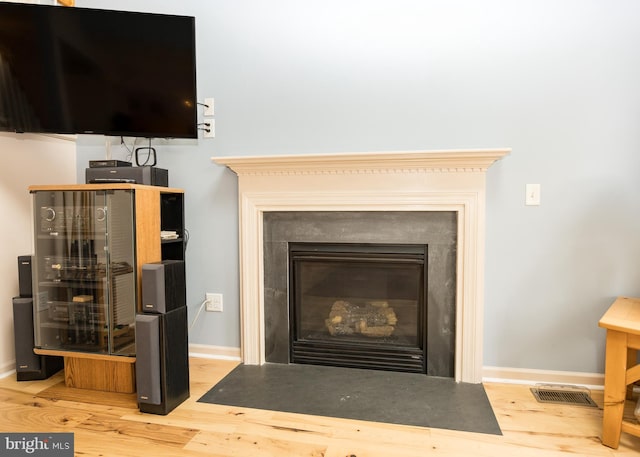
[530,384,597,407]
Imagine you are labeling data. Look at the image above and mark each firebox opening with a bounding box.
[288,243,428,373]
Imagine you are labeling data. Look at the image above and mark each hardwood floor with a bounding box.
[1,358,639,456]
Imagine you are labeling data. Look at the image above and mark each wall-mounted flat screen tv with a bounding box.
[0,3,197,139]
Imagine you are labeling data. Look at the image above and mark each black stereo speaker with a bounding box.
[141,260,186,314]
[17,255,32,298]
[135,306,190,415]
[12,297,63,381]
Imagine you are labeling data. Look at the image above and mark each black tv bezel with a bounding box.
[0,3,198,140]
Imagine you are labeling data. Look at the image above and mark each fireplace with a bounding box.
[289,242,428,373]
[212,148,509,383]
[263,210,457,377]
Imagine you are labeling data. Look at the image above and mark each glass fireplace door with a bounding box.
[289,243,427,373]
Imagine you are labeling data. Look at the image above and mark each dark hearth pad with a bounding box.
[198,363,501,435]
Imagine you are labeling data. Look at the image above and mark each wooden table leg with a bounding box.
[602,330,628,449]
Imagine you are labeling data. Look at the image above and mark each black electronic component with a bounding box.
[85,166,168,187]
[89,160,132,168]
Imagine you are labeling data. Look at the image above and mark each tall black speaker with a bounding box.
[12,297,63,381]
[135,306,189,414]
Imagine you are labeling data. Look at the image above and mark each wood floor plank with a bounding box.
[76,412,199,448]
[0,389,94,432]
[1,358,640,456]
[70,430,210,457]
[37,381,138,409]
[185,429,327,456]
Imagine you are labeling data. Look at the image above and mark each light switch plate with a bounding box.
[526,184,541,206]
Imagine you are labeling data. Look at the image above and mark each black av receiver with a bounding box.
[85,166,168,187]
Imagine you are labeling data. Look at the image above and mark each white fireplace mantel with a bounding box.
[213,148,510,383]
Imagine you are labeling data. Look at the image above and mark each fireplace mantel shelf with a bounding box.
[213,149,510,175]
[213,148,510,384]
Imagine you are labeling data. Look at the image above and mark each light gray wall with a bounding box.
[75,0,640,374]
[0,133,76,373]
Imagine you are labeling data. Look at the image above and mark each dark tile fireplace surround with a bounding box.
[213,148,510,383]
[263,211,457,378]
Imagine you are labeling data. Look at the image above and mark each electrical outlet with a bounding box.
[203,119,215,138]
[204,97,214,116]
[205,292,223,312]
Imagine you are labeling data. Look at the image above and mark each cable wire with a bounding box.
[189,298,207,331]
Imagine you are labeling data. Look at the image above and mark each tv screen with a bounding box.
[0,3,197,139]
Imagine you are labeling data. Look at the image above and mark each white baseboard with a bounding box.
[184,350,606,391]
[2,350,604,389]
[483,366,605,389]
[188,344,241,361]
[0,360,16,380]
[184,350,606,389]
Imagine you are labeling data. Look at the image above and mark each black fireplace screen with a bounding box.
[289,243,427,373]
